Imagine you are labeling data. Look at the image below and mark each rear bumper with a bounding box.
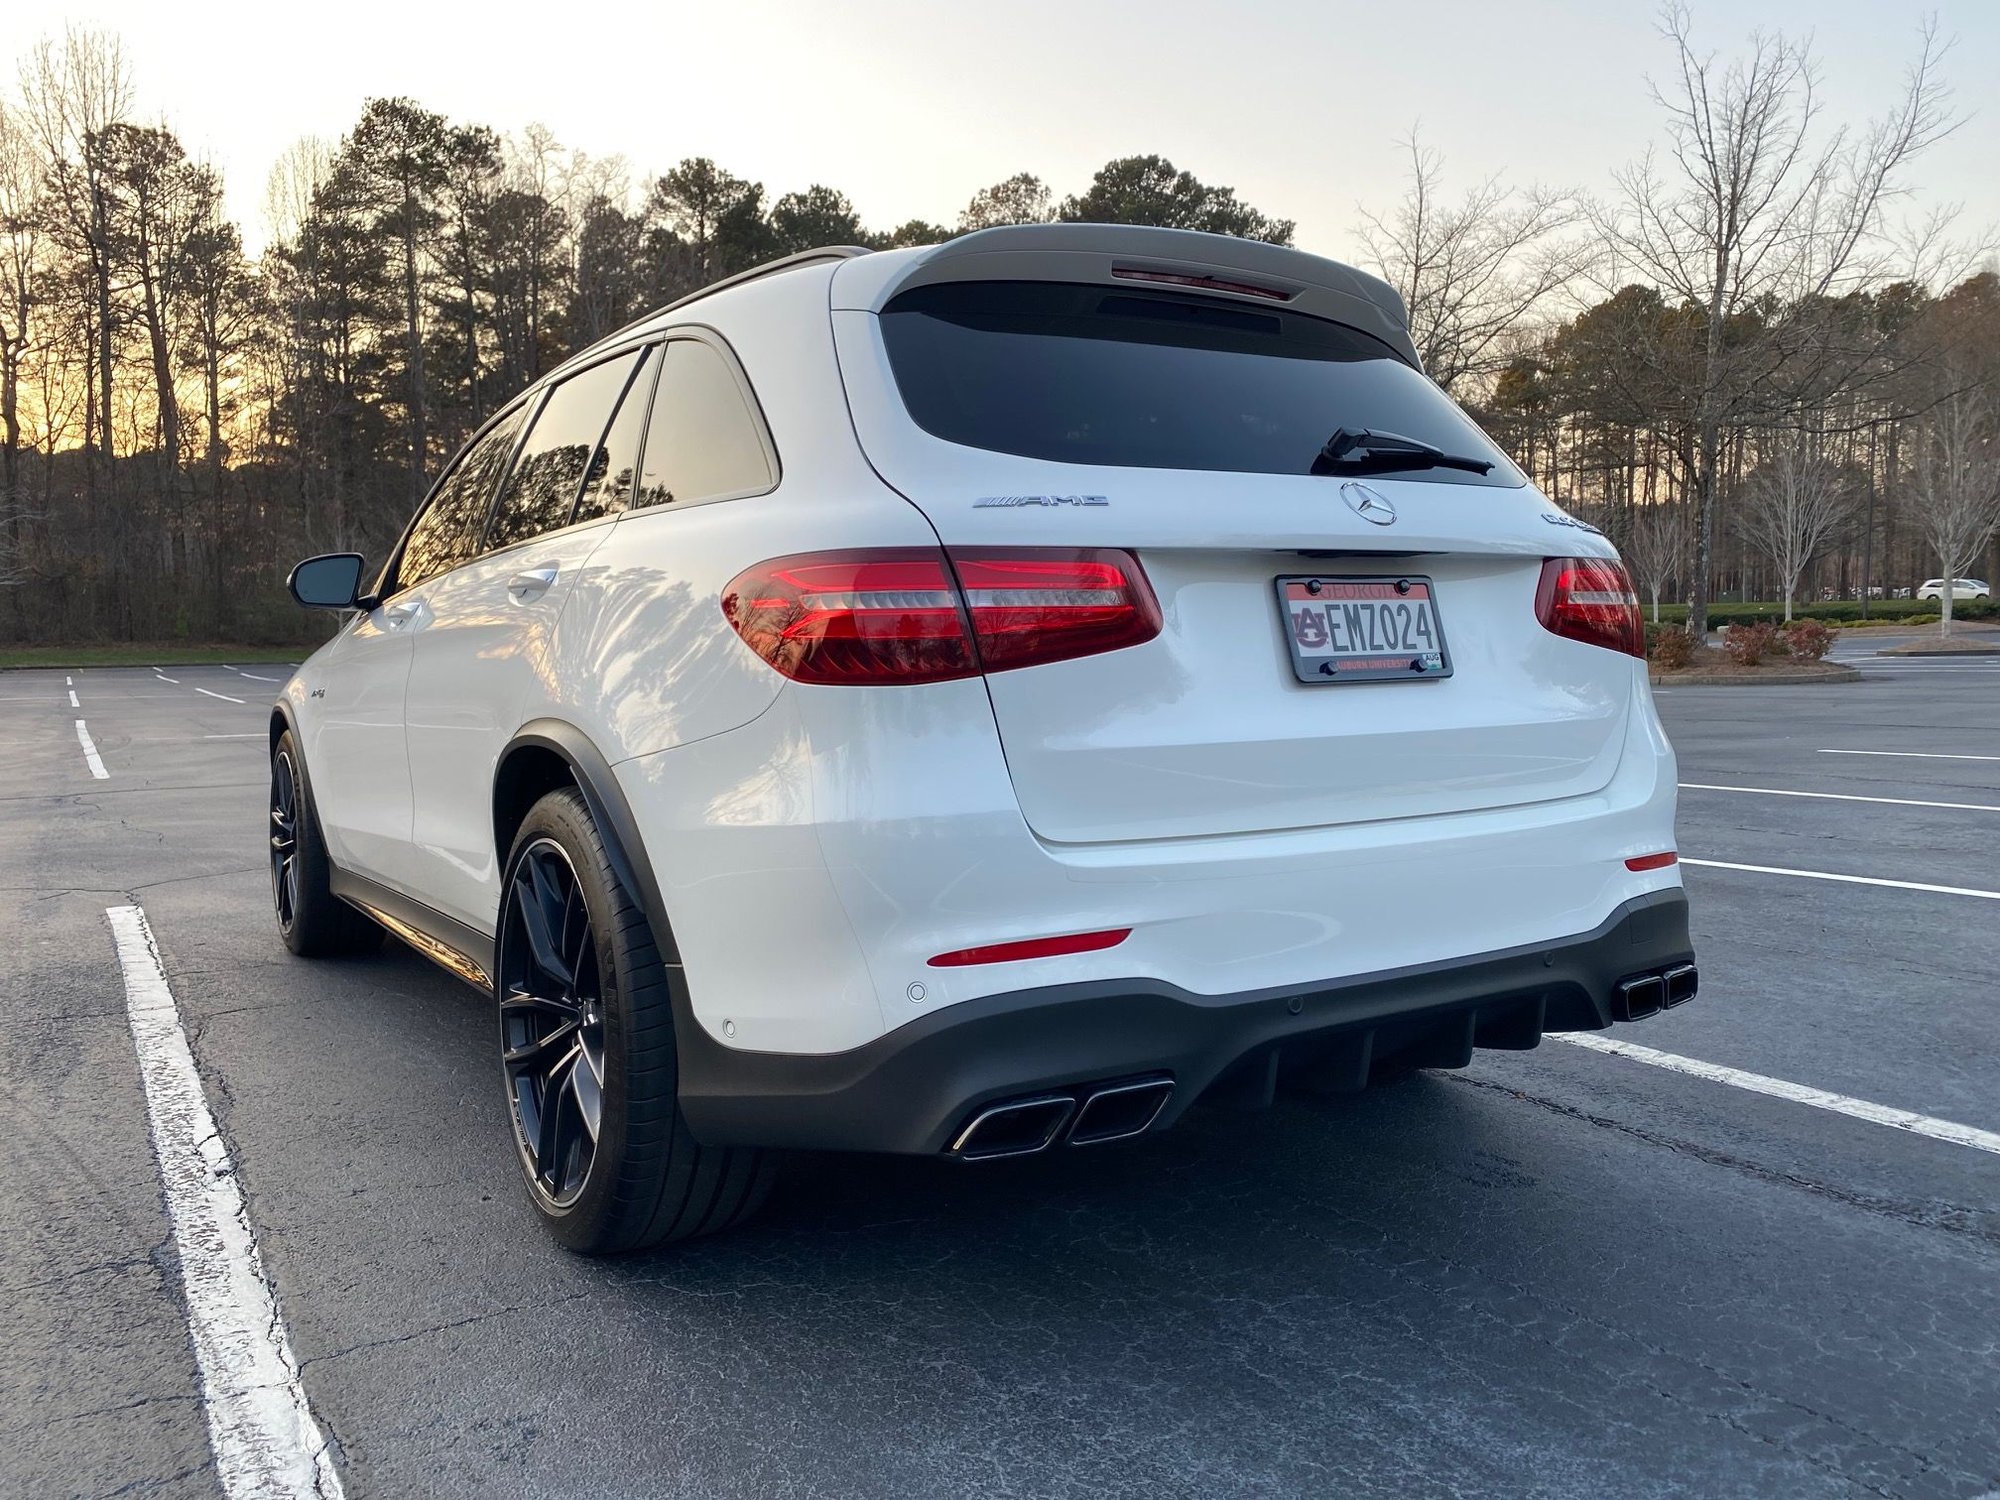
[675,889,1695,1155]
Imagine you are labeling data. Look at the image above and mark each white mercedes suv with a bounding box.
[275,224,1696,1253]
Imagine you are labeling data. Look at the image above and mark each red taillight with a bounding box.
[721,547,1159,685]
[951,549,1162,672]
[1626,851,1678,872]
[1536,557,1644,658]
[928,928,1132,967]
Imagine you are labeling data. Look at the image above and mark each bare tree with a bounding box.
[1738,433,1853,620]
[1619,500,1690,623]
[1596,4,1956,637]
[1907,380,2000,636]
[1355,132,1587,394]
[17,28,132,484]
[0,99,45,525]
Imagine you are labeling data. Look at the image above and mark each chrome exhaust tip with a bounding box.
[1069,1078,1174,1146]
[949,1096,1075,1161]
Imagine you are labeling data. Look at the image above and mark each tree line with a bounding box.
[1,9,1996,647]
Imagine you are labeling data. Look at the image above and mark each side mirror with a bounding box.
[288,553,367,610]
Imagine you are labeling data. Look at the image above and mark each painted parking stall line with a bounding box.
[1682,857,2000,901]
[68,689,80,708]
[1554,1033,2000,1157]
[154,669,180,684]
[75,719,109,778]
[106,904,345,1500]
[196,687,247,705]
[1819,748,2000,764]
[1679,782,2000,813]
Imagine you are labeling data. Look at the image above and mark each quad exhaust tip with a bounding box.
[949,1096,1075,1160]
[949,1077,1176,1160]
[1615,963,1699,1023]
[1069,1078,1174,1146]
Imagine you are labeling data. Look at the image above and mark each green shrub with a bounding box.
[1647,597,1995,627]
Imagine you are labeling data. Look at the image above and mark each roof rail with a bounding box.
[608,245,873,343]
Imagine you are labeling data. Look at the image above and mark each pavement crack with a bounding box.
[298,1290,600,1370]
[129,865,264,893]
[1449,1073,2000,1247]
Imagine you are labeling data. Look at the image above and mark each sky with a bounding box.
[31,0,2000,266]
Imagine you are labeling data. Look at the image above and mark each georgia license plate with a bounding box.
[1276,575,1453,684]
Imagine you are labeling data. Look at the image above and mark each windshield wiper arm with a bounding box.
[1313,427,1493,477]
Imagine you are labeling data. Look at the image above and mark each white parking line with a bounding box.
[1819,749,2000,763]
[155,671,180,684]
[1553,1033,2000,1156]
[195,687,247,704]
[204,734,266,740]
[68,689,80,708]
[1679,783,2000,813]
[75,719,109,778]
[233,670,283,683]
[106,905,345,1499]
[1681,857,2000,900]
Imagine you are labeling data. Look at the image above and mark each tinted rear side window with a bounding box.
[634,339,775,510]
[573,345,657,524]
[877,281,1521,487]
[398,404,528,591]
[489,350,646,549]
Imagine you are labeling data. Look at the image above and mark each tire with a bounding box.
[270,731,383,958]
[496,787,776,1253]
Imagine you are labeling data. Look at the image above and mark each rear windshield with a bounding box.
[878,281,1522,487]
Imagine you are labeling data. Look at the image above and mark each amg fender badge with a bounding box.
[973,494,1110,508]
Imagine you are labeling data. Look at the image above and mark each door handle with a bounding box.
[507,566,559,601]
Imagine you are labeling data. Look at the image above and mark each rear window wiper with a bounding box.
[1312,427,1493,477]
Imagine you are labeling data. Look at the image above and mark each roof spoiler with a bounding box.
[830,223,1420,369]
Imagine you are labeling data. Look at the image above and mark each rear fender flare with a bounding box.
[497,721,681,966]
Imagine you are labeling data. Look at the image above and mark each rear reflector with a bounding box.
[722,548,1159,685]
[928,928,1131,968]
[1625,852,1678,871]
[1536,557,1645,658]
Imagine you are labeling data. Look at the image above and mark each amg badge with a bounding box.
[972,494,1110,508]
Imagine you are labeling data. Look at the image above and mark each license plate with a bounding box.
[1275,575,1452,684]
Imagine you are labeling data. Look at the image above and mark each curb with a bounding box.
[1652,665,1863,687]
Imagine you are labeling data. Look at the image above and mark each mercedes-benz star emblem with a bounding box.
[1341,482,1397,526]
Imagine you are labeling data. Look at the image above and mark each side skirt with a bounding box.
[329,867,494,991]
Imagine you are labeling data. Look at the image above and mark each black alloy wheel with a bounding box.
[499,837,608,1208]
[270,747,303,932]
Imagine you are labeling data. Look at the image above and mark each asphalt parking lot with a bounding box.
[3,643,1996,1499]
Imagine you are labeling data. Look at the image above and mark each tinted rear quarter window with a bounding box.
[573,346,657,524]
[878,281,1521,487]
[489,350,646,549]
[398,404,528,592]
[634,339,775,510]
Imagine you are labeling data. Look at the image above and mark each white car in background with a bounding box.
[273,224,1696,1253]
[1915,578,1991,601]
